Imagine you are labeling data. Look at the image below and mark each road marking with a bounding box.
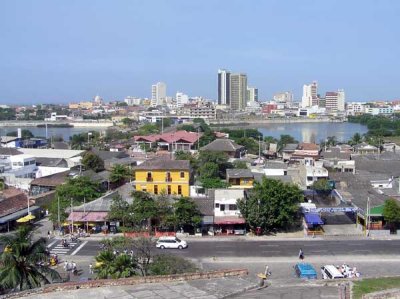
[47,240,58,247]
[71,241,88,256]
[260,244,279,247]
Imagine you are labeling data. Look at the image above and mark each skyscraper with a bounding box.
[218,69,230,105]
[301,81,318,108]
[247,87,258,102]
[230,73,247,110]
[325,89,345,111]
[151,82,167,107]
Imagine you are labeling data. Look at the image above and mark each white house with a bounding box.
[299,159,329,189]
[213,189,245,228]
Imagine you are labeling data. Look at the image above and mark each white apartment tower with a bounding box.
[301,81,318,108]
[230,73,248,110]
[218,69,231,105]
[176,91,189,108]
[151,82,167,107]
[247,87,258,102]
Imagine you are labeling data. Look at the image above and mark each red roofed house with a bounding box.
[134,130,202,151]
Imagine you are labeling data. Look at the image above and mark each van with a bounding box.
[156,236,188,250]
[321,265,345,279]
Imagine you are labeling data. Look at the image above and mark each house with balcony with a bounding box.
[226,169,254,189]
[0,154,38,190]
[211,189,246,235]
[133,158,190,196]
[299,159,329,189]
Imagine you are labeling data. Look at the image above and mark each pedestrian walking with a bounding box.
[298,248,304,261]
[89,263,93,274]
[64,261,68,271]
[47,231,51,240]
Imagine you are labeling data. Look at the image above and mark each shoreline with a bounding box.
[209,118,345,127]
[0,121,114,128]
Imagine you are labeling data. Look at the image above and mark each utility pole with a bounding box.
[57,196,60,228]
[258,136,261,161]
[365,197,370,237]
[71,198,74,235]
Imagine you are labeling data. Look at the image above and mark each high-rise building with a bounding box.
[273,92,293,104]
[151,82,167,107]
[247,87,258,103]
[176,92,189,108]
[218,69,231,105]
[301,81,318,108]
[325,89,345,111]
[230,73,247,110]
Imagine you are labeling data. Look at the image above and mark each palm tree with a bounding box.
[0,226,61,292]
[94,250,137,279]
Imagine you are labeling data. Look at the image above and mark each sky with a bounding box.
[0,0,400,104]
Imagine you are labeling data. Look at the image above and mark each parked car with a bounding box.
[321,265,345,279]
[294,263,317,279]
[156,237,188,250]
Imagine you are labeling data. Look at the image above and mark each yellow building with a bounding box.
[134,159,191,196]
[226,169,254,189]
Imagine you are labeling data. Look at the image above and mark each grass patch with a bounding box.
[353,277,400,299]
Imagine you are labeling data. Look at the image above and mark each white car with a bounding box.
[156,237,188,250]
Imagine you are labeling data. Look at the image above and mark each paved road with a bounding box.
[75,239,400,258]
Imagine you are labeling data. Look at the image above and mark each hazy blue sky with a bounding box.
[1,0,399,104]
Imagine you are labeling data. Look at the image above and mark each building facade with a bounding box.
[325,89,345,112]
[134,159,191,196]
[151,82,167,107]
[218,69,231,105]
[247,87,258,103]
[302,81,318,108]
[230,73,247,110]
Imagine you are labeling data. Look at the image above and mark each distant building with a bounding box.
[218,69,231,106]
[151,82,167,107]
[346,102,366,116]
[302,81,318,108]
[189,106,216,119]
[273,92,293,105]
[176,92,189,108]
[230,73,247,110]
[247,87,258,102]
[124,96,142,106]
[325,89,345,112]
[365,106,393,115]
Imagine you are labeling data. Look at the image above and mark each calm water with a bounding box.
[0,126,105,141]
[257,122,368,143]
[1,122,368,143]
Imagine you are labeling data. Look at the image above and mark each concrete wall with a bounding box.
[2,269,248,299]
[369,230,391,237]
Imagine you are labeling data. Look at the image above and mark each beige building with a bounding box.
[230,73,247,110]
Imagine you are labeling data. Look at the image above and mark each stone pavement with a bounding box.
[18,277,257,299]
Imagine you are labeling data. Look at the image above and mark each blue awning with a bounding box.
[304,213,324,225]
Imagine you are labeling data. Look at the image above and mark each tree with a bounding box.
[264,136,278,145]
[49,176,102,223]
[199,162,219,180]
[233,160,248,169]
[383,199,400,228]
[198,150,231,177]
[326,136,337,147]
[237,177,303,233]
[200,177,229,189]
[349,132,362,145]
[108,195,131,227]
[170,197,202,231]
[198,131,216,148]
[121,117,134,127]
[278,134,297,149]
[131,237,155,276]
[0,226,61,291]
[130,191,159,231]
[94,250,137,279]
[149,254,198,275]
[82,151,104,172]
[7,129,34,139]
[235,137,259,154]
[109,164,132,185]
[312,179,332,192]
[174,150,198,170]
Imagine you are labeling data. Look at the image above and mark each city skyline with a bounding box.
[1,1,400,104]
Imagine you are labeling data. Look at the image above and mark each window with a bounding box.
[142,188,147,192]
[229,204,237,210]
[178,185,182,195]
[166,172,172,182]
[307,176,313,181]
[167,185,171,195]
[215,203,220,208]
[24,161,30,166]
[220,204,225,211]
[284,171,287,175]
[154,185,158,195]
[180,171,185,178]
[146,172,152,181]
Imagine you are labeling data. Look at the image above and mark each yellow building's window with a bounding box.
[167,185,171,195]
[154,185,158,195]
[146,172,153,182]
[178,185,182,195]
[180,171,185,178]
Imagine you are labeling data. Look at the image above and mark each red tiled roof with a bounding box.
[0,189,32,218]
[67,211,108,222]
[134,130,201,144]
